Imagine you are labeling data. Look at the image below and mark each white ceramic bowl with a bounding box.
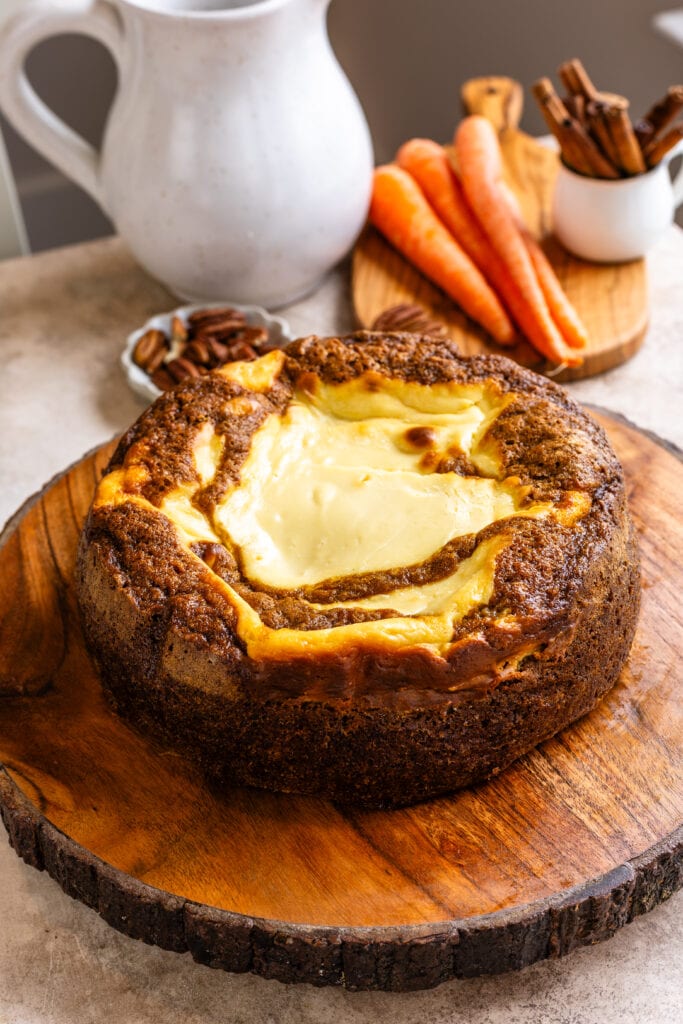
[122,302,293,404]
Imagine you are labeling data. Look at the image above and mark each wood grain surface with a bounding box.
[352,76,648,382]
[0,413,681,990]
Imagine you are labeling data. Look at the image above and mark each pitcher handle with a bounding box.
[666,137,683,208]
[0,0,124,211]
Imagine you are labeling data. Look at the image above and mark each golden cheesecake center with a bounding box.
[212,376,532,588]
[95,354,591,659]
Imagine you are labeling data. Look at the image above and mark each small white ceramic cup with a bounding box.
[552,139,683,262]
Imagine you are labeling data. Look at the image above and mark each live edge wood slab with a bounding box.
[0,411,681,992]
[352,77,648,383]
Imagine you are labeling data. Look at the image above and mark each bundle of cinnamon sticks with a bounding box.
[532,59,683,178]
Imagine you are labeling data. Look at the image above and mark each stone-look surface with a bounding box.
[1,233,682,1020]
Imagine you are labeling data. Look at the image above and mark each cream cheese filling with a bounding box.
[94,357,592,659]
[212,377,536,589]
[225,533,509,658]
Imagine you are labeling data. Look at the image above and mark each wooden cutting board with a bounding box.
[352,77,648,383]
[0,412,681,991]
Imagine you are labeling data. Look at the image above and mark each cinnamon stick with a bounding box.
[634,118,656,150]
[532,78,619,178]
[643,123,683,167]
[585,100,623,169]
[558,59,598,102]
[532,79,593,174]
[603,103,647,174]
[639,85,683,139]
[563,93,586,126]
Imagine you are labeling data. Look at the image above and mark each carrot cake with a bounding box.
[76,332,640,807]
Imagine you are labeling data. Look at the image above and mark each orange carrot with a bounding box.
[369,164,516,346]
[496,179,590,351]
[455,116,581,366]
[524,237,590,350]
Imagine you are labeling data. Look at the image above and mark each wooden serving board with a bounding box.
[352,77,648,382]
[1,413,682,991]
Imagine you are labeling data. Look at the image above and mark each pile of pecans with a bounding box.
[132,306,279,391]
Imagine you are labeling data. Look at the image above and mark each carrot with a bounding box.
[524,237,590,350]
[454,116,582,366]
[496,179,590,351]
[369,164,516,346]
[395,139,504,293]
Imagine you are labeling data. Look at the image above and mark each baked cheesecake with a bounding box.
[77,333,640,807]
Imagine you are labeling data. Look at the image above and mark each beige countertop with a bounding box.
[0,235,681,1023]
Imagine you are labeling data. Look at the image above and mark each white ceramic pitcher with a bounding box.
[0,0,374,305]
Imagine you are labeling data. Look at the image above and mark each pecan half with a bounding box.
[151,366,176,390]
[371,303,449,339]
[187,308,247,332]
[167,357,203,382]
[133,328,169,372]
[183,338,212,365]
[203,337,231,366]
[225,341,258,362]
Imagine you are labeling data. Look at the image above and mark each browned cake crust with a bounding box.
[76,333,640,808]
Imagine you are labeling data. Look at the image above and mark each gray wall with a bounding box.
[329,0,683,162]
[1,0,682,252]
